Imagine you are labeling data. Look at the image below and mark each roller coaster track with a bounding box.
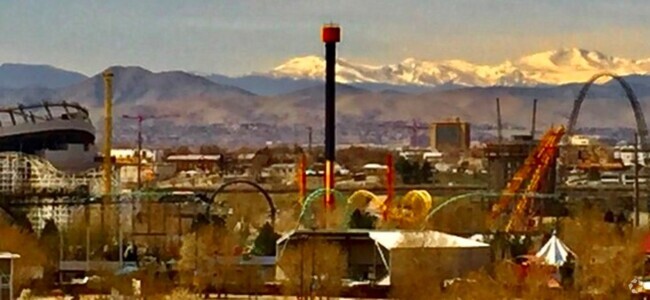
[567,72,649,147]
[0,152,119,198]
[491,126,565,232]
[298,188,433,229]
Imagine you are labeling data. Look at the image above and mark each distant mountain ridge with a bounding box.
[0,63,87,89]
[4,48,650,96]
[0,49,649,146]
[58,66,254,106]
[266,48,650,88]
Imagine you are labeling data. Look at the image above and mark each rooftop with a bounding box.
[0,252,20,259]
[166,154,221,161]
[277,229,489,249]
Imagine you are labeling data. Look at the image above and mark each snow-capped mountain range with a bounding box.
[268,48,650,87]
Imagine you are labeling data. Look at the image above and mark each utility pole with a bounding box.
[496,98,503,143]
[102,69,113,240]
[122,115,144,191]
[402,119,429,148]
[122,114,178,190]
[634,132,640,227]
[103,70,113,197]
[531,98,537,139]
[307,126,313,155]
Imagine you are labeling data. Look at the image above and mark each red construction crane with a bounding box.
[122,113,178,190]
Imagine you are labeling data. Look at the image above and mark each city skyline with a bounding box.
[1,1,650,75]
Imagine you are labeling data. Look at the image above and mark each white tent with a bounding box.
[535,234,575,266]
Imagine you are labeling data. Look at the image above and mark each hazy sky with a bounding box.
[1,0,649,76]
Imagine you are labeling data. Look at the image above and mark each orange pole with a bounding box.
[299,153,307,202]
[385,154,394,219]
[324,160,335,208]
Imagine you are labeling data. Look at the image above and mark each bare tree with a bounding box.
[0,220,46,291]
[558,206,646,298]
[277,239,347,298]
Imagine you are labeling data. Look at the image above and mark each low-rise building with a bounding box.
[276,230,491,287]
[570,135,593,146]
[165,154,221,173]
[362,163,388,177]
[267,163,296,179]
[614,145,650,167]
[111,148,158,164]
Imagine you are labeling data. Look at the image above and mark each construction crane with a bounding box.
[399,119,429,148]
[122,113,178,190]
[490,125,565,232]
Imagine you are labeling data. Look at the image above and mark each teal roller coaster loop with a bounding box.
[420,192,483,230]
[298,188,348,229]
[420,191,561,230]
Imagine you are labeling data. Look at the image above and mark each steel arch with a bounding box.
[567,72,649,146]
[209,180,277,225]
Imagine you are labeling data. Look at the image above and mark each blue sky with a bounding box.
[1,0,649,76]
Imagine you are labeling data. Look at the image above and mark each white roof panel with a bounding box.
[276,230,489,250]
[0,252,20,259]
[368,231,489,250]
[166,154,221,161]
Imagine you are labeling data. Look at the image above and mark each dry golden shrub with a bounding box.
[0,220,46,289]
[177,222,241,294]
[164,288,202,300]
[137,265,175,298]
[388,204,648,299]
[65,205,123,259]
[277,239,347,297]
[426,201,490,234]
[86,267,134,296]
[444,261,561,299]
[558,206,646,298]
[274,204,300,233]
[388,248,446,299]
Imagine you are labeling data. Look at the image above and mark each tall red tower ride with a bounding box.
[322,24,340,209]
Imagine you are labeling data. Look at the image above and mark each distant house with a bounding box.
[423,150,443,164]
[570,135,593,146]
[232,152,256,175]
[309,162,349,176]
[111,148,161,186]
[111,148,158,164]
[267,163,296,179]
[362,163,388,177]
[614,145,650,167]
[165,154,221,173]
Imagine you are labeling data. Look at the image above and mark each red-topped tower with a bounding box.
[322,24,340,209]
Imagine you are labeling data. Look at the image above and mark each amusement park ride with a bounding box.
[0,24,647,240]
[294,125,565,232]
[490,125,565,232]
[289,23,569,232]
